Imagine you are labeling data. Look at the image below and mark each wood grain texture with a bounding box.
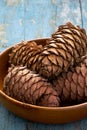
[24,0,57,40]
[52,0,82,27]
[0,0,87,130]
[81,0,87,29]
[0,0,24,52]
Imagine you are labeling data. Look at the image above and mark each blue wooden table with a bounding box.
[0,0,87,129]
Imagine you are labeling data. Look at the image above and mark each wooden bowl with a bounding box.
[0,38,87,124]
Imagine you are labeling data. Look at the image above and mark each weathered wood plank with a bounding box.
[26,118,87,130]
[0,0,25,52]
[24,0,58,40]
[0,104,26,130]
[81,0,87,30]
[54,0,82,27]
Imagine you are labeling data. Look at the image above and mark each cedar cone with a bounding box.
[3,66,60,107]
[9,41,43,72]
[37,22,87,79]
[52,54,87,103]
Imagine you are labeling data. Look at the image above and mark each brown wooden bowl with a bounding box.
[0,38,87,124]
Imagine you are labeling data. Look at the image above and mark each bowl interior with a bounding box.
[0,47,11,90]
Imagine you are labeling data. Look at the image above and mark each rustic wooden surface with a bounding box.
[0,0,87,129]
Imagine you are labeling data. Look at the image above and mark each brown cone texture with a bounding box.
[52,55,87,103]
[3,66,60,107]
[37,22,87,79]
[9,41,43,72]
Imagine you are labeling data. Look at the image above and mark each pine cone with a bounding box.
[52,22,87,60]
[9,41,43,72]
[37,22,87,79]
[3,66,60,107]
[52,55,87,103]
